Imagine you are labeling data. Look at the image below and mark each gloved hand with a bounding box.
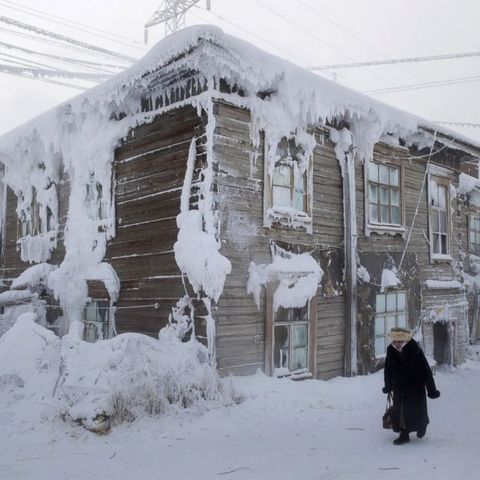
[382,387,390,394]
[428,390,440,399]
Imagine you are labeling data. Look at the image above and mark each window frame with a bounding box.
[428,172,452,261]
[83,298,112,342]
[18,186,57,239]
[365,158,406,237]
[374,290,408,358]
[263,136,314,233]
[468,212,480,257]
[265,279,318,377]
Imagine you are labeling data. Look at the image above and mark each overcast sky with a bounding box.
[1,0,479,142]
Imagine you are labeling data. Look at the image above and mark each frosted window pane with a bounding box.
[391,188,399,207]
[375,318,385,336]
[376,294,386,313]
[369,185,378,203]
[273,166,291,187]
[397,293,406,311]
[441,235,447,254]
[398,314,407,327]
[389,167,399,186]
[368,162,378,182]
[387,315,396,331]
[432,212,439,232]
[391,206,400,225]
[292,324,308,348]
[292,347,307,370]
[433,234,440,254]
[274,325,289,369]
[379,165,389,184]
[272,186,291,207]
[375,337,385,356]
[438,185,447,209]
[386,293,396,311]
[294,190,305,211]
[380,206,389,223]
[380,186,389,205]
[85,304,97,322]
[370,204,379,223]
[440,212,447,233]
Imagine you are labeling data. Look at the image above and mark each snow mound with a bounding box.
[0,315,235,433]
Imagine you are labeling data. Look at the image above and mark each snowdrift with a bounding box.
[0,314,235,433]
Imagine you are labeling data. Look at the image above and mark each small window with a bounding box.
[265,136,312,231]
[83,299,110,342]
[469,215,480,256]
[368,162,401,226]
[429,178,449,256]
[374,291,408,357]
[86,174,107,220]
[19,186,56,238]
[273,304,309,374]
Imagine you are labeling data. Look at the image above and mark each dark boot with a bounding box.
[417,425,427,439]
[393,431,410,445]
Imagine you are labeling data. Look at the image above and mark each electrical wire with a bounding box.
[0,0,146,51]
[365,75,480,95]
[311,51,480,71]
[0,40,124,73]
[0,15,135,63]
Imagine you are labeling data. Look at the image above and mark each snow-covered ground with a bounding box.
[1,319,480,480]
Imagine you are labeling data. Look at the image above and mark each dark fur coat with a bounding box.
[384,339,437,433]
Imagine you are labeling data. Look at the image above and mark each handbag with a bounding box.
[382,393,394,429]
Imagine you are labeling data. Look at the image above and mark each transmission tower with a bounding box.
[144,0,211,43]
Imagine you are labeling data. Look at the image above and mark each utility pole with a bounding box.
[144,1,211,44]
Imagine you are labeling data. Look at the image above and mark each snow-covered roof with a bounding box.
[0,26,478,335]
[0,25,478,153]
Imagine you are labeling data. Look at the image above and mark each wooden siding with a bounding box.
[214,101,345,380]
[107,105,206,337]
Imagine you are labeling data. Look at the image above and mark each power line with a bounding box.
[0,40,121,74]
[0,16,135,63]
[253,0,354,62]
[0,63,86,90]
[365,75,480,95]
[0,0,146,51]
[311,51,480,71]
[0,62,110,82]
[433,121,480,129]
[191,7,312,66]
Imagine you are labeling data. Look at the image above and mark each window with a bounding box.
[469,215,480,256]
[19,186,56,238]
[368,162,401,226]
[429,179,449,256]
[86,173,107,220]
[273,305,309,375]
[374,291,407,357]
[265,136,312,231]
[272,163,307,212]
[83,299,110,342]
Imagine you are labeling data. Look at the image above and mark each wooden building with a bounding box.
[0,26,479,380]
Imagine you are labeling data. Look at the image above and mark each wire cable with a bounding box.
[0,0,146,51]
[0,15,135,63]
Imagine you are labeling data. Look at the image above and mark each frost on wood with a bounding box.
[0,25,477,336]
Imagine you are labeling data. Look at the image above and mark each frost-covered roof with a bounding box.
[0,25,479,153]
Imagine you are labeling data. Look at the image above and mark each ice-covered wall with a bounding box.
[0,25,477,339]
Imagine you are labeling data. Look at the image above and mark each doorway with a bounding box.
[433,322,450,365]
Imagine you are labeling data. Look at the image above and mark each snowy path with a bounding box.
[1,362,480,480]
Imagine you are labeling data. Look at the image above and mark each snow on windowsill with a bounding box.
[366,223,406,238]
[265,206,312,233]
[425,279,463,290]
[431,254,453,263]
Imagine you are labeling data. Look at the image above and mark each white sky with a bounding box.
[1,0,480,142]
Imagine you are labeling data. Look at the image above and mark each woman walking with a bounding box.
[383,327,440,445]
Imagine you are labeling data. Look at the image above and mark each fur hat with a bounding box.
[389,327,411,342]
